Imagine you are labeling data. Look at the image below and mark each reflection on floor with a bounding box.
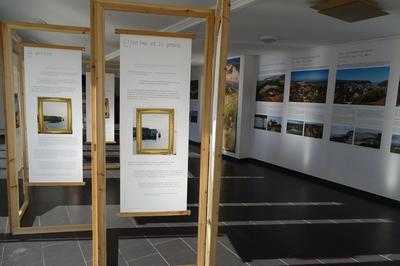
[0,143,400,265]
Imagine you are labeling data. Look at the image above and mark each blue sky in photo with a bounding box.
[287,120,304,125]
[268,116,282,123]
[336,66,390,82]
[291,69,329,82]
[392,135,400,146]
[227,57,240,64]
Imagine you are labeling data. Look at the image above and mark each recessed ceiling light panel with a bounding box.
[311,0,388,22]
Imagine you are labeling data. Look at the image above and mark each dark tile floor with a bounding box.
[1,143,400,265]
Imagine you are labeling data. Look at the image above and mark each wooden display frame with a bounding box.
[1,21,91,235]
[90,0,230,265]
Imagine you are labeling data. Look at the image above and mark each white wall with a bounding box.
[249,37,400,201]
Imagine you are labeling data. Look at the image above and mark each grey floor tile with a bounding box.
[119,237,156,261]
[319,257,356,263]
[154,238,196,265]
[107,205,135,229]
[128,253,167,266]
[179,235,197,251]
[79,239,92,262]
[249,259,287,266]
[40,206,71,226]
[43,241,86,266]
[282,257,320,265]
[2,241,43,266]
[216,242,247,266]
[67,205,92,224]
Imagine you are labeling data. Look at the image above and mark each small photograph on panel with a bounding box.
[304,122,324,139]
[267,116,282,132]
[190,80,199,100]
[390,134,400,154]
[38,97,72,134]
[334,66,390,106]
[330,125,354,144]
[190,110,198,123]
[254,114,268,130]
[286,120,304,136]
[256,74,285,102]
[133,108,175,155]
[289,69,329,103]
[14,93,20,128]
[105,98,110,119]
[354,127,382,149]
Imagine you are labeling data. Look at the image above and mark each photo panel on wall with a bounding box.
[289,69,329,103]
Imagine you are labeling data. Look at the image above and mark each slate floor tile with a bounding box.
[43,241,86,266]
[128,253,167,266]
[154,238,196,265]
[119,237,156,261]
[2,241,43,266]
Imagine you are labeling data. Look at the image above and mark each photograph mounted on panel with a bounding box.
[286,120,304,136]
[267,116,282,132]
[304,122,324,139]
[14,93,20,128]
[330,125,354,144]
[190,110,198,123]
[391,134,400,154]
[256,74,285,102]
[254,114,268,130]
[353,127,382,149]
[190,80,199,100]
[37,97,72,134]
[134,108,174,155]
[334,66,390,106]
[105,98,110,119]
[289,69,329,103]
[223,57,240,153]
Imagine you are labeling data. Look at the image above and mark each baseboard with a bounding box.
[246,157,400,208]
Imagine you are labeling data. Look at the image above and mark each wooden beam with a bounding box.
[205,1,231,265]
[28,182,86,187]
[117,210,191,217]
[5,21,90,34]
[1,22,21,234]
[91,1,107,265]
[97,0,213,18]
[115,28,195,39]
[83,163,120,170]
[196,13,216,266]
[21,43,85,51]
[14,224,92,235]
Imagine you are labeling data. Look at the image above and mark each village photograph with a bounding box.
[289,69,329,103]
[334,66,390,106]
[256,74,285,102]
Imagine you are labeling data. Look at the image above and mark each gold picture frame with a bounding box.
[105,98,110,119]
[136,108,174,155]
[38,97,72,134]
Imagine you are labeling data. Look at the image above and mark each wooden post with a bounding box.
[1,22,21,234]
[196,12,216,266]
[205,0,231,265]
[91,1,107,265]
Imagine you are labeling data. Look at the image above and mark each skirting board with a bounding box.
[117,210,191,217]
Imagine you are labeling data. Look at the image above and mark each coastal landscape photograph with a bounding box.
[354,127,382,149]
[267,116,282,132]
[304,122,323,139]
[286,120,304,136]
[334,66,390,106]
[289,69,329,103]
[330,125,354,144]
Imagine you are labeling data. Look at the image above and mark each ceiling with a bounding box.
[1,0,400,64]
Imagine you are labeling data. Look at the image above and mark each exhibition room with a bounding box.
[2,0,400,265]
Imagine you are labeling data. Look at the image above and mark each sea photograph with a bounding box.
[254,114,268,130]
[289,69,329,103]
[334,66,390,106]
[329,125,354,144]
[190,110,198,123]
[354,127,382,149]
[304,122,323,139]
[391,134,400,154]
[190,80,199,100]
[286,120,304,136]
[267,116,282,132]
[256,74,285,102]
[39,97,72,134]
